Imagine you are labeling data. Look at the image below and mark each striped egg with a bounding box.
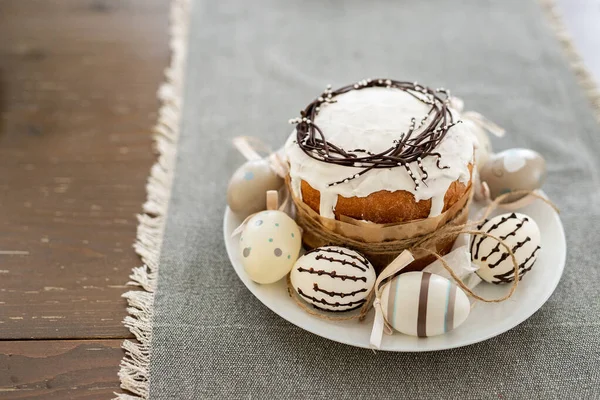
[290,246,376,312]
[471,212,541,284]
[380,272,470,337]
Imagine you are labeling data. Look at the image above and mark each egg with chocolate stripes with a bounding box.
[380,271,470,337]
[290,246,376,312]
[240,210,302,284]
[471,212,541,284]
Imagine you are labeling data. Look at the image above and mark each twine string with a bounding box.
[288,189,558,321]
[231,137,559,317]
[415,230,520,303]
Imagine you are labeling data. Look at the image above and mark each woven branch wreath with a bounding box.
[290,79,461,189]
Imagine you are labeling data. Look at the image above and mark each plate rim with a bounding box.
[223,196,566,352]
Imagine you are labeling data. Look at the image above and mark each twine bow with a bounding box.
[287,188,558,343]
[366,190,558,349]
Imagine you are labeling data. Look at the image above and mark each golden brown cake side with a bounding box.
[300,164,473,224]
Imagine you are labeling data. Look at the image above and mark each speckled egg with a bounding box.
[227,159,284,218]
[480,148,546,201]
[471,212,541,284]
[290,246,376,312]
[380,271,470,337]
[240,210,302,284]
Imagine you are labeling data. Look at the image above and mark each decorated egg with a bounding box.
[240,210,301,284]
[227,159,284,217]
[480,148,546,201]
[380,271,470,337]
[471,212,541,284]
[290,246,376,312]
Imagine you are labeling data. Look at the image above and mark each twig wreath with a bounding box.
[289,79,462,189]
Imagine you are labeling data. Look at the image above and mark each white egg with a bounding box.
[380,271,470,337]
[227,159,284,218]
[471,212,541,284]
[290,246,376,312]
[240,210,302,284]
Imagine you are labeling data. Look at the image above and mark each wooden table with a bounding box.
[0,1,598,399]
[0,1,167,397]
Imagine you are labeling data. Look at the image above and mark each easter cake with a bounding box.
[285,80,476,224]
[283,80,478,270]
[227,78,555,347]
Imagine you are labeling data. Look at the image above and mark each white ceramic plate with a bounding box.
[223,195,566,351]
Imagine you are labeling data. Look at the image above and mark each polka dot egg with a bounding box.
[240,210,302,284]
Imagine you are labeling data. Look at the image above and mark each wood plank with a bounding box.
[0,339,124,399]
[0,0,169,339]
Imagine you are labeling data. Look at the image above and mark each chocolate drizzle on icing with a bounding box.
[290,79,459,189]
[296,267,367,282]
[492,246,541,284]
[312,283,368,298]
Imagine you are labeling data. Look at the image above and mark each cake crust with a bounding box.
[300,164,473,224]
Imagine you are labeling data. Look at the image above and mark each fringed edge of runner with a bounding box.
[116,0,190,398]
[539,0,600,123]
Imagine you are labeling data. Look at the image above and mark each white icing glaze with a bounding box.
[428,193,446,218]
[285,87,475,219]
[463,119,493,172]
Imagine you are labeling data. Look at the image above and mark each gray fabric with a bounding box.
[148,0,600,398]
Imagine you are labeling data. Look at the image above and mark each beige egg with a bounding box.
[480,148,546,201]
[227,159,284,217]
[240,210,302,284]
[380,271,470,337]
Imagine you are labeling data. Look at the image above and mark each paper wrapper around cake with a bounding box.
[288,178,472,274]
